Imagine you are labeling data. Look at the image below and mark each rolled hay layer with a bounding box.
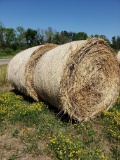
[25,44,58,100]
[8,46,41,95]
[8,44,58,96]
[8,38,120,121]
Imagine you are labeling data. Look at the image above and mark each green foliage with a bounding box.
[76,32,88,40]
[25,28,38,46]
[100,103,120,142]
[0,91,44,126]
[16,26,25,43]
[37,28,45,44]
[48,133,85,160]
[0,21,4,43]
[0,64,8,87]
[48,133,107,160]
[0,21,119,56]
[4,28,16,47]
[0,89,120,159]
[0,64,120,159]
[73,122,96,144]
[8,154,20,160]
[52,31,88,44]
[10,103,44,126]
[111,36,120,52]
[111,146,120,160]
[12,128,19,138]
[4,48,14,54]
[45,27,55,43]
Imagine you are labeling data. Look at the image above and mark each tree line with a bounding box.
[0,22,120,56]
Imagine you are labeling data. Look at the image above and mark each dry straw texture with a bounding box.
[8,44,57,97]
[8,38,120,121]
[25,44,58,101]
[8,46,41,95]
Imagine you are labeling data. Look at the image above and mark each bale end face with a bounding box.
[60,38,120,121]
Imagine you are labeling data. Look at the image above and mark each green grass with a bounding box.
[0,65,120,160]
[0,55,14,59]
[0,64,9,87]
[0,48,20,59]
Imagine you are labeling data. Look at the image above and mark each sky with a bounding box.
[0,0,120,41]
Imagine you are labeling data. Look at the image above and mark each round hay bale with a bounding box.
[8,38,120,122]
[33,38,120,121]
[117,50,120,64]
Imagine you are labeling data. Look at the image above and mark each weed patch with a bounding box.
[0,91,120,160]
[0,64,9,87]
[100,99,120,142]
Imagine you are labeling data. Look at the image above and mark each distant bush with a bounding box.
[4,48,14,55]
[0,48,21,58]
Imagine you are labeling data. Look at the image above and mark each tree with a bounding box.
[99,35,110,45]
[116,36,120,50]
[25,28,38,46]
[91,34,99,38]
[59,31,69,44]
[52,32,61,44]
[45,27,56,43]
[68,32,77,41]
[16,26,26,49]
[4,28,16,47]
[37,28,45,44]
[111,36,120,51]
[0,22,5,48]
[76,32,88,40]
[16,26,26,43]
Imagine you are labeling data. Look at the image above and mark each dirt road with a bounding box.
[0,59,11,65]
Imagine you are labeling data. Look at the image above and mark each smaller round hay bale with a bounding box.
[8,46,41,95]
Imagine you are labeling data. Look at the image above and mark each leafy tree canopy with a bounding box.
[0,22,119,54]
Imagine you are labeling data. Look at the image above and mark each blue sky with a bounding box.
[0,0,120,40]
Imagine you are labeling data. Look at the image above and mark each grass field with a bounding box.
[0,64,120,160]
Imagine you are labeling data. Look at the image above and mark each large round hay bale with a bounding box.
[8,38,120,121]
[117,50,120,64]
[33,38,120,121]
